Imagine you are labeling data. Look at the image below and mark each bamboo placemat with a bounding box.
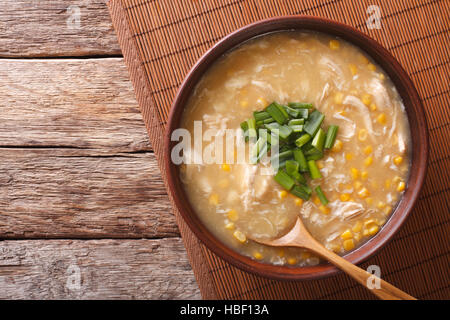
[107,0,449,299]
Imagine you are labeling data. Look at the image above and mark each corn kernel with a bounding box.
[334,92,344,104]
[340,193,351,202]
[393,176,402,184]
[332,139,343,152]
[377,218,386,226]
[385,179,392,189]
[295,198,304,207]
[350,167,359,180]
[253,252,263,260]
[361,94,372,106]
[329,39,340,50]
[362,229,370,237]
[301,251,311,259]
[378,73,385,80]
[364,219,377,228]
[343,239,355,251]
[313,196,321,205]
[279,190,288,200]
[240,100,248,108]
[341,229,353,240]
[393,156,404,166]
[358,54,369,64]
[368,63,376,71]
[225,222,235,230]
[328,244,341,253]
[227,209,239,221]
[209,193,219,205]
[354,233,362,242]
[354,181,363,190]
[397,181,406,192]
[221,163,231,172]
[349,63,357,76]
[218,178,230,188]
[368,225,380,236]
[377,201,386,209]
[364,156,373,167]
[369,103,377,111]
[384,206,392,215]
[358,129,368,141]
[256,97,267,107]
[377,113,387,125]
[357,187,370,198]
[361,171,369,180]
[233,230,246,243]
[319,205,330,214]
[287,257,298,265]
[363,145,373,155]
[365,197,373,205]
[317,160,324,169]
[346,153,354,161]
[352,221,363,233]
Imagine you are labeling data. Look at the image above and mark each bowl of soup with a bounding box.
[164,16,428,280]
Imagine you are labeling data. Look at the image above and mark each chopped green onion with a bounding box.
[288,119,305,126]
[324,125,339,149]
[288,102,313,109]
[283,106,300,118]
[285,160,307,184]
[306,152,323,161]
[266,102,288,124]
[311,128,326,152]
[295,133,311,147]
[274,170,295,190]
[285,159,299,174]
[265,122,293,140]
[291,185,311,200]
[304,110,325,136]
[297,108,309,119]
[254,111,271,122]
[315,186,329,205]
[263,117,275,124]
[308,160,322,179]
[277,150,294,161]
[250,135,268,164]
[293,148,308,172]
[247,118,257,140]
[289,125,303,133]
[240,121,249,142]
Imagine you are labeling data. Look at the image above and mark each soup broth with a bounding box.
[179,32,410,266]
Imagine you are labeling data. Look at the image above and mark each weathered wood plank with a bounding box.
[0,238,200,299]
[0,0,120,57]
[0,148,176,239]
[0,58,151,153]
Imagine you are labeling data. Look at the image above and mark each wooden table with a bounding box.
[0,0,200,299]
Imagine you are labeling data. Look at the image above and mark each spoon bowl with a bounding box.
[248,217,416,300]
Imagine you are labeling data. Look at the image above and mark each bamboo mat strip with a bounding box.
[108,0,450,299]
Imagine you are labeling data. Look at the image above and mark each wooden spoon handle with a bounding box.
[307,240,416,300]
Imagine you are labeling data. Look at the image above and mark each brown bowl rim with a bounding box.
[164,15,429,281]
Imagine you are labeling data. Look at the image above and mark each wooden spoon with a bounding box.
[249,217,416,300]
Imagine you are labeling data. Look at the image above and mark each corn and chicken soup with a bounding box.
[179,32,410,266]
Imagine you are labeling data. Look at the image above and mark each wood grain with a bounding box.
[0,0,120,57]
[0,148,177,239]
[0,238,200,299]
[0,58,151,152]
